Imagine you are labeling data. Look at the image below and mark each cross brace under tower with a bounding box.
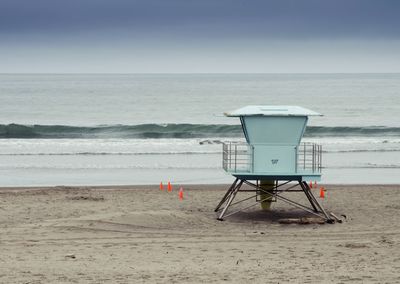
[215,178,338,223]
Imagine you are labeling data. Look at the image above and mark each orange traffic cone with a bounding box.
[309,181,313,189]
[179,187,184,200]
[160,182,164,191]
[314,181,317,188]
[319,187,325,198]
[168,181,172,192]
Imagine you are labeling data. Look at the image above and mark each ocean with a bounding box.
[0,73,399,186]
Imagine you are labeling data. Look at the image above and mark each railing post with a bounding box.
[223,143,227,171]
[222,144,224,170]
[229,143,232,171]
[234,144,237,172]
[312,144,315,173]
[320,144,322,172]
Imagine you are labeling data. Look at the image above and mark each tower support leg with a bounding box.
[299,181,318,212]
[217,180,243,221]
[214,179,336,223]
[301,181,334,222]
[214,178,238,212]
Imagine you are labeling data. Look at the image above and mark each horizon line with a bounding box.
[1,72,400,75]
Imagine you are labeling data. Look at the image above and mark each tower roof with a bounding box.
[224,105,322,117]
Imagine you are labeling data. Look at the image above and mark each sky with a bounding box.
[1,0,400,73]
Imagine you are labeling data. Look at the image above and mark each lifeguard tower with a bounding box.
[215,105,336,223]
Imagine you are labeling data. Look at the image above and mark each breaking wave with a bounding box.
[305,126,400,137]
[1,123,400,139]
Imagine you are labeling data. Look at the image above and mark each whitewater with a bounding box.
[0,73,399,186]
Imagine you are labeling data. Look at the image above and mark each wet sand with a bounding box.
[0,184,399,283]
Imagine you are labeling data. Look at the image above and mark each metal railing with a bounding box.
[222,142,253,173]
[222,141,322,174]
[296,142,322,173]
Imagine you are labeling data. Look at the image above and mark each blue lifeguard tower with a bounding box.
[215,105,336,222]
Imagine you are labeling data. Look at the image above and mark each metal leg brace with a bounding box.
[214,178,238,212]
[215,179,335,222]
[216,180,243,221]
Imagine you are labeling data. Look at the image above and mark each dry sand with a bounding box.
[0,184,399,283]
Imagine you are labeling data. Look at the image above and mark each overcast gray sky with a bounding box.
[1,0,399,73]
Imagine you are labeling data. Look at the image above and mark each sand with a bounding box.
[0,184,399,283]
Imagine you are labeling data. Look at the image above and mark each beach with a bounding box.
[1,184,399,283]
